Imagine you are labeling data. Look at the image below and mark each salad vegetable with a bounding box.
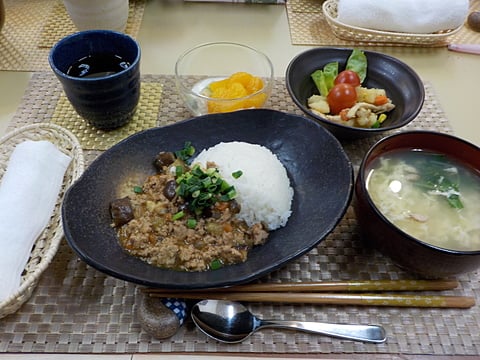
[327,83,357,115]
[345,48,367,82]
[308,49,395,129]
[334,70,361,87]
[311,62,338,97]
[311,48,367,97]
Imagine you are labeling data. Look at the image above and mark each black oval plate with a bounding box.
[62,109,353,289]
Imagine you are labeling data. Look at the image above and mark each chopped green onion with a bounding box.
[176,182,186,197]
[202,177,212,187]
[207,184,218,192]
[186,218,197,229]
[220,180,231,192]
[176,165,185,177]
[192,165,204,177]
[133,186,143,194]
[210,259,223,270]
[219,188,237,202]
[205,167,217,176]
[172,211,185,220]
[232,170,243,179]
[174,155,238,215]
[175,141,195,161]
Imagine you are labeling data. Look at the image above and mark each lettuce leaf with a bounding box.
[311,62,338,97]
[346,48,367,83]
[311,70,328,97]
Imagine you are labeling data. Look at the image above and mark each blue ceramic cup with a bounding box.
[49,30,141,130]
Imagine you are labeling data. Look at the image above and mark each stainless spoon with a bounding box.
[191,299,386,344]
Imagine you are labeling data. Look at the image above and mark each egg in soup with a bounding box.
[366,149,480,251]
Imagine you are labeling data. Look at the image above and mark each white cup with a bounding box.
[63,0,129,33]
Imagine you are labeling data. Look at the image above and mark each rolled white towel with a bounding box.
[336,0,469,34]
[0,140,71,303]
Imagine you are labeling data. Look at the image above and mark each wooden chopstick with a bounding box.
[146,291,475,308]
[143,279,459,294]
[212,279,460,292]
[142,280,474,308]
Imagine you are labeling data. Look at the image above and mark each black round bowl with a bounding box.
[355,131,480,278]
[286,48,425,140]
[62,109,354,289]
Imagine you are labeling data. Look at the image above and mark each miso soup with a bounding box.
[366,150,480,251]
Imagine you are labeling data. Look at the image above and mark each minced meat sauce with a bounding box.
[109,150,269,272]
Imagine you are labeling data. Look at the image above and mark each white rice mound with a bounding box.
[193,141,293,231]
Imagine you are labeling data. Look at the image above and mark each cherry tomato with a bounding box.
[327,83,357,115]
[334,70,361,87]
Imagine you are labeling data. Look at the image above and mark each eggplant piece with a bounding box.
[154,151,176,172]
[110,196,134,226]
[163,179,177,200]
[229,199,241,214]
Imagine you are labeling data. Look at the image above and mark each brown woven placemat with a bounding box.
[0,0,146,72]
[1,72,480,355]
[50,82,162,151]
[286,0,480,46]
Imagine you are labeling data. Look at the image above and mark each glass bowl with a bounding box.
[175,42,274,116]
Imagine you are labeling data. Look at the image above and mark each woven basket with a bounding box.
[0,123,84,318]
[322,0,462,46]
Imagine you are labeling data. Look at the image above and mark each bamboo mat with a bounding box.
[0,0,146,72]
[286,0,480,46]
[1,72,480,355]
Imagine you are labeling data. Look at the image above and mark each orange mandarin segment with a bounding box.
[246,93,267,108]
[207,72,266,114]
[207,99,242,114]
[208,78,230,93]
[210,82,248,99]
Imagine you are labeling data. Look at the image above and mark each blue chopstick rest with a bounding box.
[161,298,187,325]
